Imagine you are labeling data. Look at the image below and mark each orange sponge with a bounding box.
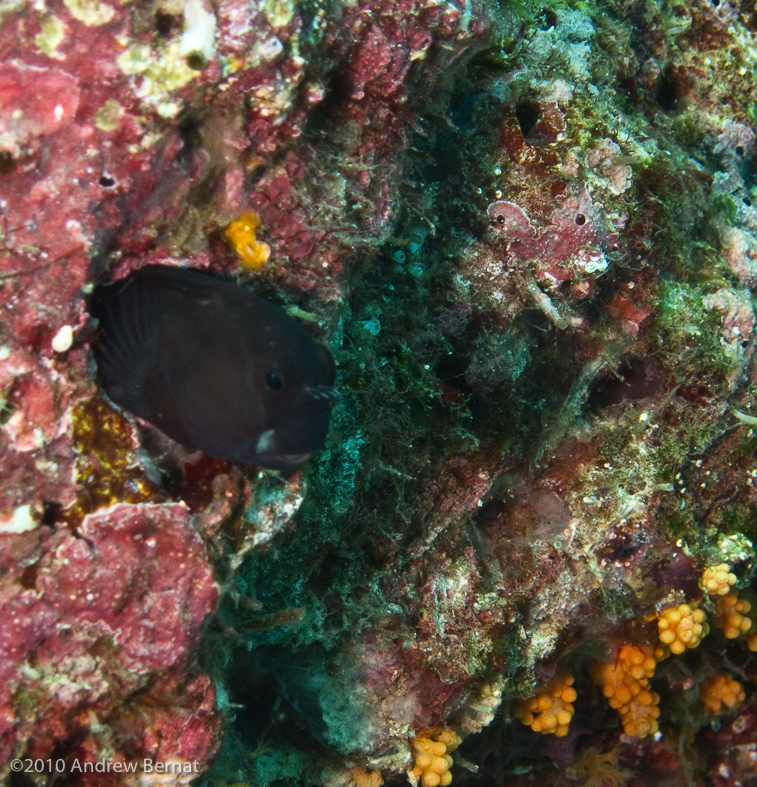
[657,603,708,655]
[590,644,663,738]
[409,729,461,787]
[701,563,737,597]
[348,767,383,787]
[514,673,577,737]
[700,674,745,714]
[713,592,753,639]
[226,209,271,269]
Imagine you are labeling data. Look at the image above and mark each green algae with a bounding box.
[656,281,731,373]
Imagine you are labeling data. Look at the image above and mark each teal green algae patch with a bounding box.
[220,236,480,650]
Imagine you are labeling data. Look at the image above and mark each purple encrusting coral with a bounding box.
[2,0,757,784]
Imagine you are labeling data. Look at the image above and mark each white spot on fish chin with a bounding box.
[52,324,74,353]
[256,428,277,454]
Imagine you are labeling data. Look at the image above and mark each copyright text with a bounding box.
[10,758,201,775]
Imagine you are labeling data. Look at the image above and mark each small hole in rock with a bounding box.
[185,52,208,71]
[17,565,38,590]
[155,10,181,36]
[540,7,558,27]
[0,150,16,175]
[656,67,681,112]
[41,500,62,526]
[515,99,541,138]
[99,174,115,187]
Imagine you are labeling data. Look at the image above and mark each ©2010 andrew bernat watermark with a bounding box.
[11,758,202,775]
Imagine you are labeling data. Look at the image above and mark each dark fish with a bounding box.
[90,265,335,470]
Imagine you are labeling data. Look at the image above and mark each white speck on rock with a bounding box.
[180,0,216,62]
[0,504,38,534]
[260,36,283,61]
[52,325,74,353]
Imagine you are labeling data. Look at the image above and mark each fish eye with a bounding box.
[265,371,284,390]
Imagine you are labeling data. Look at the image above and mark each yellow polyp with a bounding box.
[700,673,745,714]
[226,209,272,270]
[515,674,577,737]
[589,645,662,738]
[657,602,708,654]
[701,563,737,597]
[409,729,461,787]
[713,592,754,639]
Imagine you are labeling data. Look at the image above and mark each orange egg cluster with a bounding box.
[701,563,737,596]
[590,645,663,738]
[409,729,462,787]
[699,674,746,715]
[226,209,272,269]
[514,673,578,737]
[657,603,708,655]
[712,592,753,639]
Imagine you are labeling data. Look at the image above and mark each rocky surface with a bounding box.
[1,0,757,784]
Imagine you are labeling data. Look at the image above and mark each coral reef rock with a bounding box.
[2,0,757,784]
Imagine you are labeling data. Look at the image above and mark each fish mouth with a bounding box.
[256,451,313,469]
[304,384,338,401]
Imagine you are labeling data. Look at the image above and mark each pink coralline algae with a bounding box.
[0,504,218,769]
[486,201,537,245]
